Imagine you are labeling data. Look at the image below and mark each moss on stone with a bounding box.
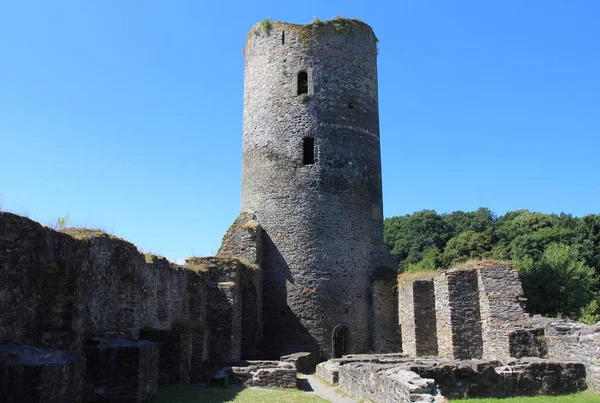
[183,261,208,273]
[144,253,168,265]
[245,17,374,51]
[398,270,438,286]
[61,227,120,241]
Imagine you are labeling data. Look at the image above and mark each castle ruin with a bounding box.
[0,18,599,402]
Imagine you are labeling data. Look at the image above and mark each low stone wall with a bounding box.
[229,361,296,388]
[280,351,319,373]
[339,362,445,403]
[527,318,600,392]
[316,360,341,384]
[331,356,586,401]
[0,344,86,403]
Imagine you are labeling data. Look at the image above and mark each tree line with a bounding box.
[383,208,600,323]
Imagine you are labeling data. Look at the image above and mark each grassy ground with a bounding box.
[451,391,600,403]
[152,384,329,403]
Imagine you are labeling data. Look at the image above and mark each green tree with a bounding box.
[441,230,493,267]
[442,208,495,235]
[517,243,597,319]
[383,210,450,271]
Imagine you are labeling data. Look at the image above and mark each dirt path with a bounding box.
[296,374,359,403]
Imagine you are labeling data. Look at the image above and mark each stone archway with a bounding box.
[331,324,350,358]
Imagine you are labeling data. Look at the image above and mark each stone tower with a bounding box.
[241,18,393,358]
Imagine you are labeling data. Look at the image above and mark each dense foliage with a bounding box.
[384,209,600,323]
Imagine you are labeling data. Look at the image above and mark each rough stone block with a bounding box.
[316,360,341,384]
[508,328,548,358]
[280,351,319,373]
[228,361,297,388]
[0,344,85,403]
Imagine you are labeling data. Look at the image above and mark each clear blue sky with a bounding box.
[1,1,598,262]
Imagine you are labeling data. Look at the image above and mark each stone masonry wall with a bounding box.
[187,257,243,362]
[399,276,437,357]
[370,269,402,353]
[0,212,209,356]
[398,279,417,357]
[217,212,263,359]
[476,261,528,360]
[0,212,259,390]
[527,318,600,392]
[435,268,483,359]
[242,19,390,358]
[433,271,452,358]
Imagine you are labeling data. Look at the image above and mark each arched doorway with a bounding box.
[331,324,350,358]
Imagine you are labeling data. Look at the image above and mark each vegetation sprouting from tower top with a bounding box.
[246,16,377,49]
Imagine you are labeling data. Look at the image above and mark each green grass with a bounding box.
[451,391,600,403]
[152,384,329,403]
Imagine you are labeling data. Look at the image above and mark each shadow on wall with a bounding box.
[259,231,320,360]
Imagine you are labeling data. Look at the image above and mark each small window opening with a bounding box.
[297,71,308,95]
[348,103,354,109]
[282,30,285,45]
[303,137,314,165]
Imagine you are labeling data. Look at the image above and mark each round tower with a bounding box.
[242,18,388,358]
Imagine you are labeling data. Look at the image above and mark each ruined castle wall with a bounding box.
[399,276,438,357]
[413,279,438,356]
[218,212,263,359]
[435,269,483,359]
[526,318,600,392]
[190,257,243,361]
[371,274,402,353]
[242,20,387,358]
[0,212,209,357]
[476,261,527,360]
[434,272,452,358]
[398,280,417,356]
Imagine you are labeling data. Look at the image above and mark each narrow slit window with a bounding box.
[282,30,285,45]
[303,137,314,165]
[297,71,308,95]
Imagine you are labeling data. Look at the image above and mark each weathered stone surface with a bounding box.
[508,327,548,359]
[242,19,393,358]
[399,275,438,357]
[371,267,402,353]
[526,318,600,392]
[0,212,208,358]
[280,351,319,373]
[84,337,159,402]
[0,344,86,403]
[331,357,586,400]
[339,362,446,403]
[316,360,341,384]
[476,261,528,360]
[217,212,263,267]
[435,268,483,359]
[188,257,243,362]
[229,360,297,388]
[139,327,193,383]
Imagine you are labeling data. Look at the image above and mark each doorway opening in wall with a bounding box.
[331,324,350,358]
